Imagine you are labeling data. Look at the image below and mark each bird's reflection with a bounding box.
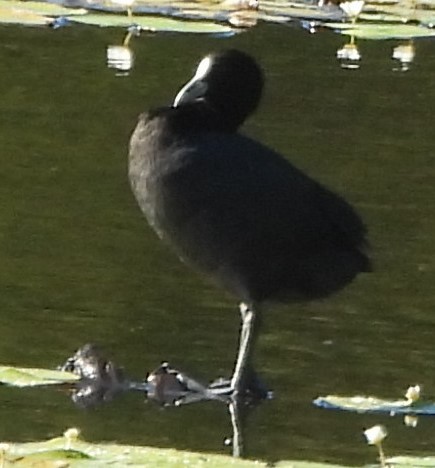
[59,344,271,457]
[337,37,361,69]
[107,45,134,74]
[106,25,141,74]
[392,41,415,72]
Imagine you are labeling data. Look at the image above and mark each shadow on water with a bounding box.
[0,18,435,465]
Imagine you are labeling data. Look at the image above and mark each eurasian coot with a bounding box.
[128,49,371,398]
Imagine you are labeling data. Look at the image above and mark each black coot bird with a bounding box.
[128,49,371,398]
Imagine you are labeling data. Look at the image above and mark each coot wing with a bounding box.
[139,131,369,302]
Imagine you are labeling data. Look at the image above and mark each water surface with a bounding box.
[1,21,435,465]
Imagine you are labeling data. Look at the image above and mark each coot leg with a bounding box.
[229,397,244,457]
[230,303,259,397]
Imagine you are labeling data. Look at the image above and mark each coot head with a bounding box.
[173,49,264,131]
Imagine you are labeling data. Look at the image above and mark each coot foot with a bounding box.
[208,367,272,406]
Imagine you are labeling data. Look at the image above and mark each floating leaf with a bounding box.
[0,428,353,467]
[68,12,237,33]
[0,0,433,35]
[324,22,435,38]
[0,0,87,16]
[0,5,50,25]
[79,0,343,23]
[362,3,435,25]
[0,365,80,387]
[4,427,435,466]
[260,1,343,20]
[386,456,435,466]
[314,394,435,415]
[359,11,412,22]
[0,0,86,26]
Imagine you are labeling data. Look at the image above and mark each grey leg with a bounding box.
[229,397,243,457]
[230,302,258,395]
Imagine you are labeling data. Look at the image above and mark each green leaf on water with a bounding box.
[68,12,237,33]
[0,4,50,25]
[364,3,435,26]
[0,365,80,387]
[0,0,87,26]
[315,394,411,411]
[0,0,433,38]
[324,22,435,39]
[2,427,435,466]
[0,428,356,467]
[314,394,435,415]
[5,429,435,467]
[386,456,435,466]
[0,0,87,16]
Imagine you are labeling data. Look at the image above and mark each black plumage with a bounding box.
[128,49,370,397]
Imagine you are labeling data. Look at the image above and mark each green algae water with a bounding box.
[0,21,435,466]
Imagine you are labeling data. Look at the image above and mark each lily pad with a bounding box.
[4,428,435,466]
[0,365,80,387]
[261,0,344,20]
[0,0,87,16]
[0,0,86,26]
[69,0,343,23]
[386,456,435,466]
[0,5,50,25]
[325,22,435,38]
[361,3,435,25]
[314,394,435,415]
[0,428,353,467]
[0,0,433,35]
[68,12,237,33]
